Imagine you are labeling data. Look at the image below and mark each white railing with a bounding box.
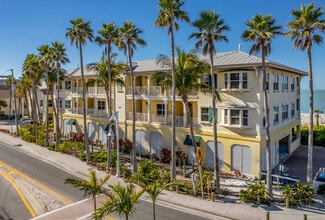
[151,114,166,124]
[97,86,105,94]
[128,112,148,122]
[88,87,95,94]
[87,108,94,116]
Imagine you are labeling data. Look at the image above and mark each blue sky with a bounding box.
[0,0,324,89]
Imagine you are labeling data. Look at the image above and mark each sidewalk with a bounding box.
[0,131,324,220]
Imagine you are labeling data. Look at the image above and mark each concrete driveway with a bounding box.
[283,144,325,183]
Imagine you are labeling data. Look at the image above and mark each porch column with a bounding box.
[164,100,168,125]
[147,100,151,123]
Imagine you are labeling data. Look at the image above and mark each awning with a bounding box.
[67,118,76,125]
[183,135,201,146]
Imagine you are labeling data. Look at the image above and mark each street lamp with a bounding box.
[110,111,120,177]
[106,126,114,171]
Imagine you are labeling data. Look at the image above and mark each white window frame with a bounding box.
[156,104,165,116]
[265,73,269,91]
[282,75,288,91]
[65,100,71,109]
[98,100,105,110]
[274,106,279,124]
[65,81,71,90]
[273,74,279,91]
[201,107,209,122]
[223,109,249,127]
[291,103,295,118]
[291,77,295,91]
[282,104,289,121]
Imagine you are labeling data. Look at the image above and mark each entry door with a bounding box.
[135,130,147,156]
[64,119,69,135]
[232,145,252,175]
[205,141,224,169]
[150,132,163,157]
[262,142,277,171]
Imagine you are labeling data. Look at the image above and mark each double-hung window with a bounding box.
[242,73,248,89]
[274,106,279,124]
[98,101,105,110]
[291,77,295,91]
[273,74,279,91]
[65,81,71,89]
[230,73,240,89]
[65,100,71,109]
[282,75,288,91]
[291,103,295,118]
[157,104,165,116]
[265,73,269,90]
[201,107,209,122]
[282,104,288,121]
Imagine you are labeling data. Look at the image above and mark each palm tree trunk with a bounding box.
[56,63,61,149]
[35,89,41,122]
[129,45,137,173]
[210,52,220,195]
[153,200,156,220]
[307,48,314,184]
[183,97,197,153]
[27,90,32,119]
[107,44,112,117]
[45,77,49,147]
[79,43,90,163]
[262,48,273,199]
[50,87,58,129]
[24,91,30,118]
[170,28,176,180]
[32,79,38,139]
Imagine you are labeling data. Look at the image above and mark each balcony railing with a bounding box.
[151,114,166,124]
[127,112,148,122]
[88,87,95,94]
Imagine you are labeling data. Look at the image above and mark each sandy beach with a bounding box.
[300,113,325,126]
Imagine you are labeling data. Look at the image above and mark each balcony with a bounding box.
[127,112,148,122]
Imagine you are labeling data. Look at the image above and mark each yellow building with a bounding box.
[55,50,306,178]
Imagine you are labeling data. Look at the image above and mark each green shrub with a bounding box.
[137,160,160,182]
[301,126,325,147]
[36,128,45,146]
[240,182,270,205]
[57,141,84,155]
[195,169,213,192]
[48,143,55,151]
[19,125,36,143]
[281,182,314,207]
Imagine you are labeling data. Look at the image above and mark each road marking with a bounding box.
[0,160,74,216]
[0,167,36,217]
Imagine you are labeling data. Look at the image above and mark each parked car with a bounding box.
[20,119,34,127]
[8,114,22,120]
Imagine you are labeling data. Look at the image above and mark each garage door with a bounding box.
[205,141,224,169]
[231,145,252,175]
[150,132,163,157]
[88,123,96,141]
[135,130,147,156]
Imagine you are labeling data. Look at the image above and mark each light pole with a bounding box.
[10,69,19,136]
[110,111,120,177]
[106,125,114,171]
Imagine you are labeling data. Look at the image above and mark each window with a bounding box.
[265,73,269,90]
[48,100,53,107]
[282,104,288,121]
[201,107,209,122]
[274,106,279,123]
[98,101,105,110]
[224,74,228,89]
[291,103,295,118]
[273,74,279,91]
[40,99,43,107]
[292,125,299,141]
[296,99,300,112]
[230,73,240,89]
[56,99,63,109]
[117,81,123,91]
[291,77,295,91]
[282,75,288,91]
[201,75,210,86]
[65,100,71,109]
[65,81,71,89]
[157,104,165,116]
[242,110,248,126]
[242,73,248,89]
[223,109,249,127]
[56,82,62,90]
[224,109,228,124]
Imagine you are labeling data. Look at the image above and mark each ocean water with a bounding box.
[300,90,325,113]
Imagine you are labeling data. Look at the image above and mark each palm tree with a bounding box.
[65,170,110,219]
[132,172,177,220]
[16,76,31,119]
[0,100,7,113]
[242,14,282,199]
[95,23,119,116]
[155,0,189,180]
[66,18,93,163]
[22,53,43,139]
[315,109,323,128]
[51,41,69,149]
[38,44,53,148]
[95,183,143,220]
[285,3,325,184]
[189,10,230,195]
[116,21,146,173]
[153,47,209,155]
